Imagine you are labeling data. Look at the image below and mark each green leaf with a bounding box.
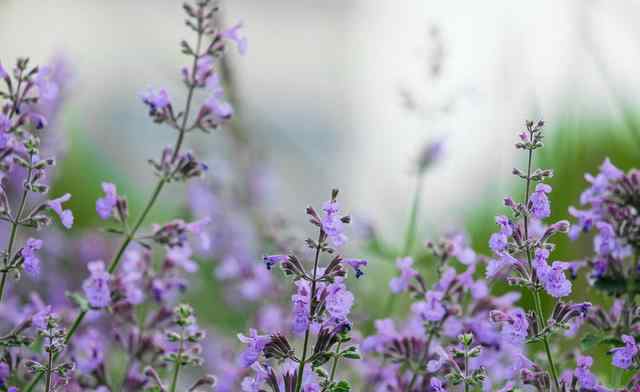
[580,333,602,351]
[330,381,351,392]
[592,276,639,295]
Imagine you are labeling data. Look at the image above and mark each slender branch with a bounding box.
[403,175,424,256]
[328,341,342,384]
[23,21,206,392]
[44,349,53,392]
[294,230,324,392]
[407,372,418,391]
[522,135,560,391]
[0,85,35,303]
[463,343,469,392]
[169,326,185,392]
[379,175,425,324]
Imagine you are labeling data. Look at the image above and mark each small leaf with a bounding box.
[330,381,351,392]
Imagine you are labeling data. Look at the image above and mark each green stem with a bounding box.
[521,138,560,392]
[44,346,53,392]
[464,342,469,392]
[169,327,185,392]
[403,175,424,256]
[0,155,34,303]
[328,341,342,383]
[23,23,205,392]
[407,372,418,391]
[380,176,425,322]
[294,230,324,392]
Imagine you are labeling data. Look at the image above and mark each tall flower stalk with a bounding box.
[0,58,73,304]
[238,189,366,392]
[486,120,585,391]
[22,0,244,390]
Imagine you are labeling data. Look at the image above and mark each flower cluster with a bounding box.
[2,0,640,389]
[238,189,367,392]
[0,1,246,391]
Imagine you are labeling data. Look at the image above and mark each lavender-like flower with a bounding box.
[81,261,111,308]
[611,335,639,370]
[237,189,365,392]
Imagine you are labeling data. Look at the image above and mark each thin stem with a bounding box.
[407,372,418,391]
[521,138,560,392]
[403,175,424,256]
[379,175,425,323]
[464,349,469,392]
[328,341,342,384]
[0,154,34,303]
[169,326,185,392]
[23,24,205,392]
[294,230,324,392]
[44,336,54,392]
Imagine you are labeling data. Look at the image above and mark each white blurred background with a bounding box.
[1,0,638,240]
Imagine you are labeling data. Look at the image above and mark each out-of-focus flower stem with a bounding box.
[169,326,186,392]
[294,230,324,392]
[24,22,204,392]
[0,86,35,304]
[522,142,560,391]
[381,174,424,321]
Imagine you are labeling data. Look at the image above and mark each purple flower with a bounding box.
[611,335,638,369]
[0,113,10,133]
[31,305,53,330]
[27,112,47,129]
[412,290,446,322]
[533,248,572,297]
[430,377,446,392]
[485,253,518,279]
[263,254,287,270]
[342,258,368,278]
[389,257,417,293]
[291,280,311,334]
[186,217,211,250]
[47,193,74,228]
[0,62,7,79]
[490,308,529,343]
[496,215,513,236]
[221,22,248,55]
[96,182,118,219]
[361,319,397,353]
[204,74,233,119]
[321,199,347,247]
[74,329,105,372]
[567,207,595,240]
[593,221,629,260]
[417,139,445,173]
[237,329,270,367]
[141,88,171,111]
[0,361,8,386]
[21,238,43,278]
[82,260,111,308]
[574,355,597,389]
[166,245,198,273]
[489,232,508,253]
[448,232,476,265]
[542,262,572,298]
[303,383,321,392]
[195,55,215,84]
[34,65,60,101]
[324,282,354,321]
[530,183,551,219]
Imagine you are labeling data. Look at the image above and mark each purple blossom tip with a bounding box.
[47,193,74,229]
[96,182,118,220]
[342,258,367,278]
